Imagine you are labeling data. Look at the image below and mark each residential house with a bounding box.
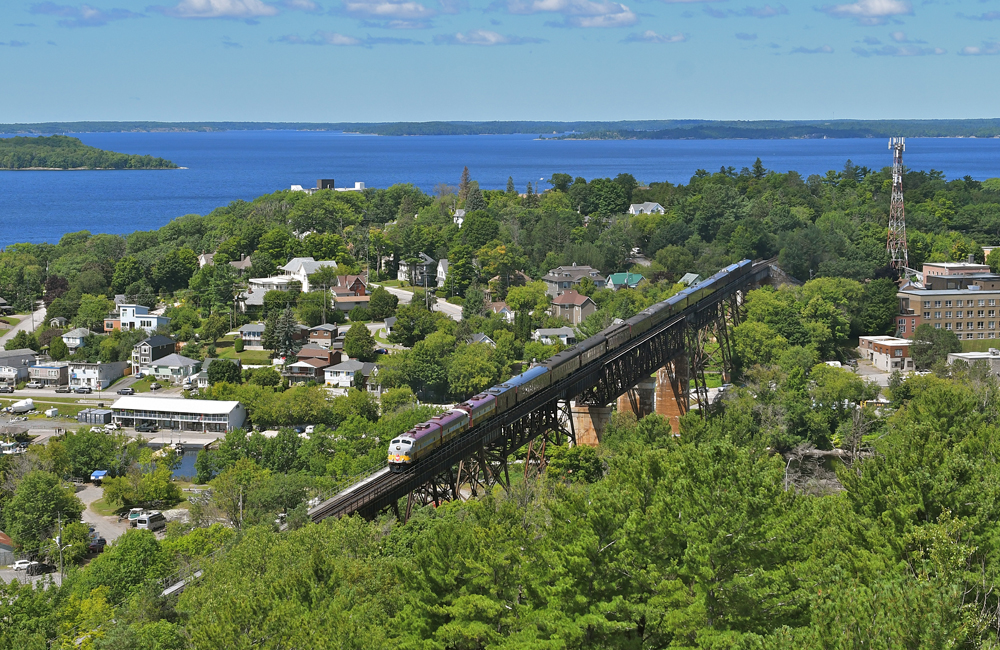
[384,317,397,335]
[550,290,597,326]
[607,272,645,291]
[142,353,201,384]
[290,179,365,194]
[297,344,341,366]
[229,255,253,274]
[284,358,331,383]
[29,362,69,386]
[541,264,606,298]
[486,302,515,323]
[679,273,702,286]
[62,328,92,352]
[324,359,377,392]
[197,253,215,268]
[336,274,368,296]
[280,257,338,293]
[0,348,37,386]
[49,316,68,328]
[309,323,339,348]
[131,335,176,373]
[0,297,11,314]
[858,336,913,372]
[68,361,128,390]
[453,209,466,227]
[105,304,170,334]
[334,295,371,313]
[398,252,436,287]
[534,327,577,346]
[193,358,243,389]
[627,202,665,215]
[470,333,496,348]
[239,323,266,349]
[437,259,449,288]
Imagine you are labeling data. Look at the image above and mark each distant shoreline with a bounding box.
[3,119,1000,139]
[0,166,185,170]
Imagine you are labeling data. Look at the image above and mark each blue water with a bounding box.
[2,131,1000,247]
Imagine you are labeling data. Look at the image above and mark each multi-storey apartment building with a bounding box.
[897,277,1000,340]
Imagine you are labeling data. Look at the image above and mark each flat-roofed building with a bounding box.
[859,335,914,372]
[68,361,128,389]
[897,282,1000,339]
[111,396,246,432]
[29,362,69,386]
[947,348,1000,375]
[0,348,37,386]
[923,262,991,278]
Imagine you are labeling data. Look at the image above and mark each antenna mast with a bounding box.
[887,137,908,275]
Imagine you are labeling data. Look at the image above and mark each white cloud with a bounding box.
[960,41,1000,56]
[502,0,637,28]
[819,0,911,25]
[278,30,362,44]
[434,28,543,44]
[852,44,942,56]
[31,2,143,27]
[281,0,320,10]
[623,29,685,42]
[791,44,833,53]
[152,0,279,18]
[342,0,434,19]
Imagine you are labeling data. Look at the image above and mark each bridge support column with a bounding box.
[656,356,688,434]
[617,377,656,419]
[571,404,612,447]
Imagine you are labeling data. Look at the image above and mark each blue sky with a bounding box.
[1,0,999,121]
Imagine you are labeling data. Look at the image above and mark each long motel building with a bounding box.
[897,276,1000,340]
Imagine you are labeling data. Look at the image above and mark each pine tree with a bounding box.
[466,186,487,212]
[506,176,516,195]
[458,166,471,203]
[273,307,302,363]
[524,182,538,208]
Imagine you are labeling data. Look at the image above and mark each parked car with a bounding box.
[136,423,158,433]
[117,387,135,395]
[54,386,71,393]
[75,386,93,394]
[12,559,35,571]
[88,538,107,553]
[25,382,42,389]
[134,372,144,379]
[0,386,13,393]
[149,383,162,391]
[26,563,55,576]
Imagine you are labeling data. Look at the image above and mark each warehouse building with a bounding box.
[111,396,246,433]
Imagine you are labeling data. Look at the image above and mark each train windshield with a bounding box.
[391,439,399,445]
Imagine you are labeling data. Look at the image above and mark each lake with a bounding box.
[2,131,1000,247]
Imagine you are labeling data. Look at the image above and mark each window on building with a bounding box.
[979,333,986,339]
[957,323,964,330]
[958,300,965,307]
[894,350,902,357]
[935,323,942,329]
[980,300,987,307]
[968,333,976,339]
[991,299,997,307]
[979,322,986,330]
[935,300,942,308]
[935,311,942,319]
[924,312,931,319]
[899,325,906,333]
[980,310,986,318]
[946,323,952,330]
[923,300,931,308]
[946,300,953,307]
[946,311,952,318]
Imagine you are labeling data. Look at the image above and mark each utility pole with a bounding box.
[887,137,909,276]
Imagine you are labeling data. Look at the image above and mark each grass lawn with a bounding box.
[131,376,157,393]
[89,496,119,517]
[376,280,405,288]
[373,328,390,344]
[0,316,21,328]
[214,338,273,364]
[961,339,999,352]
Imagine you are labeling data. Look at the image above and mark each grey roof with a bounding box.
[310,323,338,332]
[454,209,466,217]
[149,353,199,368]
[542,265,605,284]
[63,328,91,338]
[240,323,266,333]
[629,202,664,213]
[328,359,376,374]
[471,333,495,345]
[281,257,337,276]
[230,257,253,271]
[535,327,576,338]
[0,348,35,364]
[679,273,702,286]
[138,335,175,348]
[384,316,397,328]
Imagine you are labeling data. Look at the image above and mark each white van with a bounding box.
[135,512,166,531]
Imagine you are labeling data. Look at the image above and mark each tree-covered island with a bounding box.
[0,134,178,170]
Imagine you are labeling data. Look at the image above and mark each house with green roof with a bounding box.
[607,272,645,291]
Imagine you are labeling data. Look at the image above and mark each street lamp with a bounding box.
[58,544,72,580]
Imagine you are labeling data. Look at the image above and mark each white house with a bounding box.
[437,259,449,288]
[0,348,37,387]
[398,253,436,287]
[534,327,577,346]
[280,257,338,293]
[115,305,170,334]
[238,323,266,350]
[68,361,128,390]
[62,328,92,352]
[487,301,515,323]
[324,359,377,392]
[628,202,665,215]
[453,209,466,227]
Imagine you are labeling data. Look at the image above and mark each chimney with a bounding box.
[969,254,976,263]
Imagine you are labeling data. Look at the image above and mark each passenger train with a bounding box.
[387,259,754,471]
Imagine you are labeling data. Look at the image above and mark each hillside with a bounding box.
[0,134,177,170]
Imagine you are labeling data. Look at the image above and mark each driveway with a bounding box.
[0,302,46,347]
[77,483,129,545]
[374,284,462,322]
[0,566,62,586]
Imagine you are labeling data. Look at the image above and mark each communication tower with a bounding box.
[887,137,908,274]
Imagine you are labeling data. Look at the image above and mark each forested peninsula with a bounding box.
[0,135,177,170]
[3,119,1000,138]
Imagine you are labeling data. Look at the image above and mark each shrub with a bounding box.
[234,336,244,353]
[349,306,372,322]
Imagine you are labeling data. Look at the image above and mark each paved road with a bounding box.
[0,302,46,347]
[0,566,61,586]
[77,483,129,544]
[375,284,462,322]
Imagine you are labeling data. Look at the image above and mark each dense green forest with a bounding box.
[0,135,177,170]
[4,119,1000,138]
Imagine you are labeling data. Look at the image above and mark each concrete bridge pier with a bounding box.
[571,404,613,447]
[655,355,689,434]
[617,377,656,419]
